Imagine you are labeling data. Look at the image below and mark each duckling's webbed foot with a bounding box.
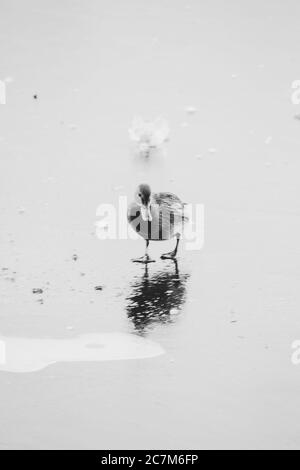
[161,251,177,260]
[132,254,155,264]
[161,235,180,260]
[132,240,155,263]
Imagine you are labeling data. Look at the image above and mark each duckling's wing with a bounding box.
[153,192,189,222]
[153,192,182,208]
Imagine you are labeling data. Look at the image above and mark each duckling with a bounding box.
[127,184,188,263]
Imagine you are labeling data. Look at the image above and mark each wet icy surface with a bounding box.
[0,0,300,450]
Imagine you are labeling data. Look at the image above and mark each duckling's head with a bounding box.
[135,184,152,222]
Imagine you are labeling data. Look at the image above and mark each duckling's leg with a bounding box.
[161,234,180,260]
[132,240,156,264]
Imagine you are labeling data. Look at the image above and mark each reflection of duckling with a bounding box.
[128,184,189,263]
[126,261,189,334]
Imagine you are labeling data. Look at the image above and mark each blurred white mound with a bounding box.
[129,116,170,157]
[0,333,165,373]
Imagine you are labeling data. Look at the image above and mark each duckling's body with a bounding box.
[128,185,188,263]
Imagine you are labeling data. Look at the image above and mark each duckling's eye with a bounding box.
[138,193,142,197]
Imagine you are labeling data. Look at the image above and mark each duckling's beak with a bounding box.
[141,204,152,222]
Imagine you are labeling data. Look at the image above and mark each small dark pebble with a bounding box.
[95,286,104,291]
[33,94,38,100]
[72,254,78,261]
[33,288,43,295]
